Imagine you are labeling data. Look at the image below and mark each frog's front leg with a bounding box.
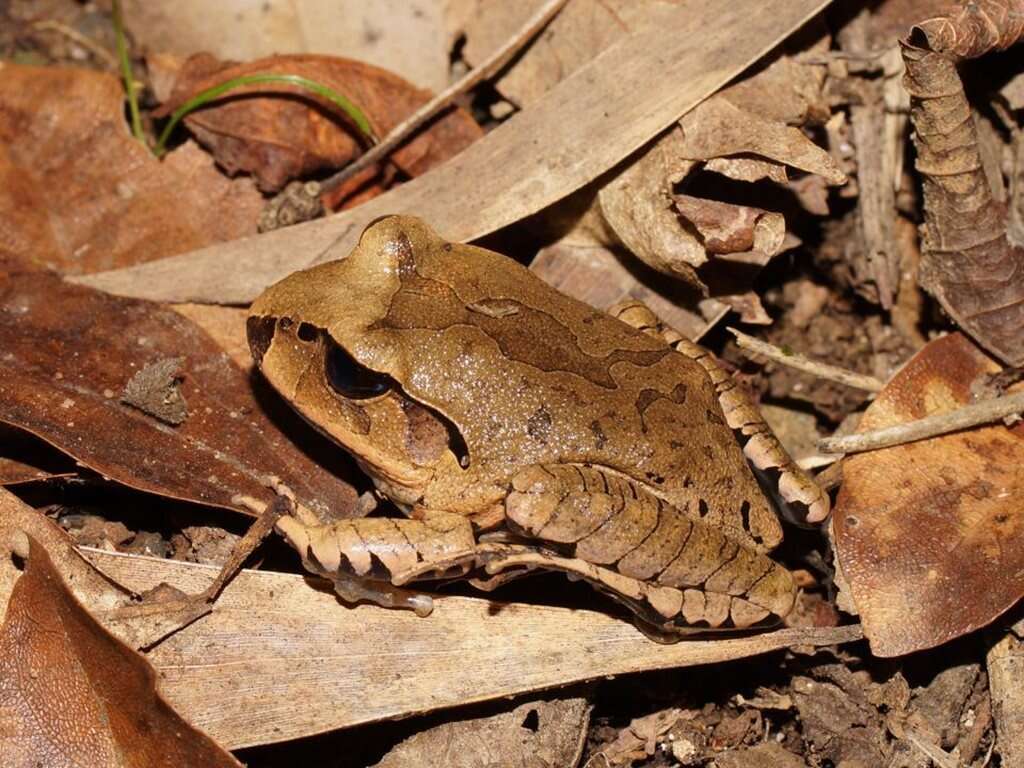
[609,300,830,523]
[275,511,478,617]
[503,464,797,631]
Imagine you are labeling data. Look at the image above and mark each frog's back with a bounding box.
[362,217,782,552]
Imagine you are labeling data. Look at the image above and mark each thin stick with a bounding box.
[819,390,1024,454]
[32,20,118,68]
[320,0,570,194]
[727,327,885,392]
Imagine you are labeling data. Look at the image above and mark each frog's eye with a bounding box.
[324,340,394,400]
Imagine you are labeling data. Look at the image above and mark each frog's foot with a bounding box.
[503,463,797,632]
[275,510,478,615]
[609,300,830,524]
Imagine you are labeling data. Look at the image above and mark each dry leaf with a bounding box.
[902,1,1024,365]
[170,304,252,371]
[76,0,837,304]
[0,64,262,275]
[0,426,75,485]
[833,333,1024,656]
[123,0,452,92]
[530,239,725,342]
[713,742,808,768]
[0,271,357,519]
[372,698,590,768]
[595,39,843,285]
[593,708,685,766]
[0,533,240,767]
[462,0,657,108]
[160,53,482,192]
[67,545,860,749]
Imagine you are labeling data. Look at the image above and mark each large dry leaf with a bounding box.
[372,698,590,768]
[0,487,859,750]
[77,0,836,304]
[0,64,262,275]
[462,0,656,108]
[0,534,240,767]
[595,34,842,283]
[81,549,861,748]
[833,333,1024,656]
[0,271,357,518]
[123,0,452,92]
[160,53,482,192]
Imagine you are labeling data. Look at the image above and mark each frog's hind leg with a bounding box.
[609,300,830,524]
[503,463,797,632]
[275,510,478,616]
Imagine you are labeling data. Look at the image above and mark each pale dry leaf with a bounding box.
[73,546,861,749]
[595,42,843,286]
[372,698,590,768]
[123,0,451,91]
[833,333,1024,656]
[678,97,845,184]
[597,126,706,285]
[76,0,837,305]
[462,0,660,107]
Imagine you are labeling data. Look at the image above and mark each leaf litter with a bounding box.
[2,0,1024,765]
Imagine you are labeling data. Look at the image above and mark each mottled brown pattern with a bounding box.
[249,216,793,633]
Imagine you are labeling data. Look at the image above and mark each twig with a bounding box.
[320,0,570,194]
[904,728,960,768]
[32,20,118,68]
[818,390,1024,454]
[727,327,885,392]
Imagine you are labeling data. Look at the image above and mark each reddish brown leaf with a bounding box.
[0,271,357,518]
[0,64,262,275]
[0,534,241,767]
[159,53,483,193]
[834,333,1024,656]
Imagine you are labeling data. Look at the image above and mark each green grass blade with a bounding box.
[154,73,376,157]
[112,0,144,144]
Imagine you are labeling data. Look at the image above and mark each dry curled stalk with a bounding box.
[902,0,1024,365]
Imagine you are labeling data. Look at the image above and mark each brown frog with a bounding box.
[247,216,827,637]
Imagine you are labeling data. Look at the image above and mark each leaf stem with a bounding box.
[153,74,376,157]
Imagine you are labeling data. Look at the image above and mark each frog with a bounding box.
[246,215,828,638]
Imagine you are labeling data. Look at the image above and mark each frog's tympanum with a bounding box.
[247,216,827,638]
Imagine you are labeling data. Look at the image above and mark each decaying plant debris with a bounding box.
[2,0,1024,765]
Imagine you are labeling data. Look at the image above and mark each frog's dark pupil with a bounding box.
[324,341,392,399]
